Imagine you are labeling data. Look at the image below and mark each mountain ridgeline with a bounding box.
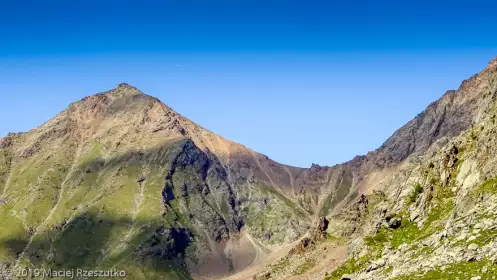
[1,57,497,280]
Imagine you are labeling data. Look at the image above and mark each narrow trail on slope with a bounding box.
[14,137,84,269]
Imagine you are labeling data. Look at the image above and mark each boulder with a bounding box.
[319,217,329,232]
[468,243,479,251]
[388,217,402,229]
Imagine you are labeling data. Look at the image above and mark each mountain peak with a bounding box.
[116,82,137,90]
[110,82,143,97]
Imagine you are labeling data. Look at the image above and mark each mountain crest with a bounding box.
[110,82,142,97]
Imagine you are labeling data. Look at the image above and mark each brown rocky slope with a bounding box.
[253,57,497,280]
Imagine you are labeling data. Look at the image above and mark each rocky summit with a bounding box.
[1,57,497,280]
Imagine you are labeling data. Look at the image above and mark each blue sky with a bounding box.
[1,0,496,167]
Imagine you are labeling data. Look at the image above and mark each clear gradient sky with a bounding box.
[1,0,496,167]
